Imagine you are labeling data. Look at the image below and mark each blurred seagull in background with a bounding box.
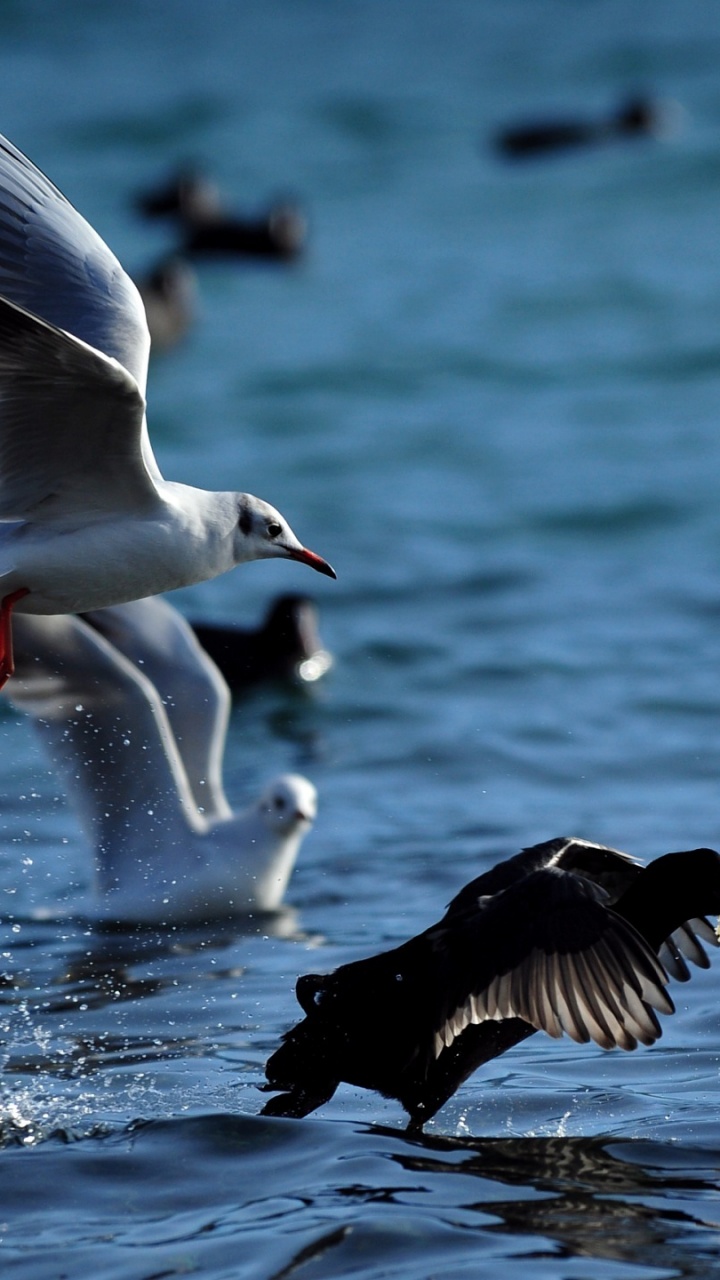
[8,596,317,924]
[0,133,335,688]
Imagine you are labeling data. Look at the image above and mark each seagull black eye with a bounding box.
[267,521,282,539]
[275,794,286,810]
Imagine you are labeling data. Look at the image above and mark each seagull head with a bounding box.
[235,496,336,579]
[258,774,318,835]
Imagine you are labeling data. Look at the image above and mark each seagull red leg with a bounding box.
[0,588,30,688]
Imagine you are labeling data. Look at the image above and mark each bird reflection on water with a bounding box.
[380,1125,720,1273]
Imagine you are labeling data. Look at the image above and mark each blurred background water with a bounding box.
[1,1,720,1276]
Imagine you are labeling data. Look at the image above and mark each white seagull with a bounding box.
[0,133,335,687]
[8,596,318,924]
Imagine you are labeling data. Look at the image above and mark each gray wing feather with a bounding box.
[0,294,155,518]
[0,133,150,390]
[659,919,718,980]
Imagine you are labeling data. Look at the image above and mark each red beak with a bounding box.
[287,547,337,579]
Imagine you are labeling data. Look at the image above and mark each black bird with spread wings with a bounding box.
[261,838,720,1129]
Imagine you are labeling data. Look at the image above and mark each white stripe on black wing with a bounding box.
[432,911,673,1060]
[660,917,718,981]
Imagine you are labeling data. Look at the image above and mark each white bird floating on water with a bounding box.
[0,133,335,688]
[8,596,318,925]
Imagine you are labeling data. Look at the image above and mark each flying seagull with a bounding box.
[0,133,335,687]
[9,597,318,924]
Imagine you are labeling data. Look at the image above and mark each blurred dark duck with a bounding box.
[135,256,197,350]
[136,169,223,221]
[191,594,332,693]
[182,202,306,260]
[261,838,720,1130]
[136,168,307,261]
[494,95,681,159]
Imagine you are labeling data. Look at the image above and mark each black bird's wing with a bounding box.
[393,865,673,1123]
[446,836,717,982]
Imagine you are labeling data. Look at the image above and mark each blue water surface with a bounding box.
[2,2,720,1276]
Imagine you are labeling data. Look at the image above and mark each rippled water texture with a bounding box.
[1,1,720,1276]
